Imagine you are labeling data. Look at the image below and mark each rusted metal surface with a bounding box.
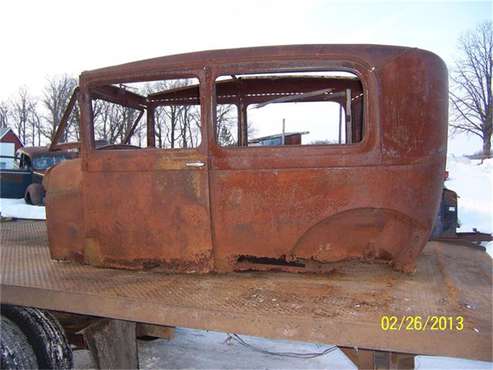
[43,45,448,273]
[1,221,491,361]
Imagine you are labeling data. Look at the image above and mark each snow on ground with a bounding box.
[446,156,493,257]
[415,355,493,370]
[0,198,45,220]
[446,156,493,234]
[73,328,356,370]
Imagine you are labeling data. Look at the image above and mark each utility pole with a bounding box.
[281,118,286,145]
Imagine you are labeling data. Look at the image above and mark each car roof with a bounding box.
[80,44,422,85]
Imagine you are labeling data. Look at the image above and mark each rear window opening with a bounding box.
[214,71,364,148]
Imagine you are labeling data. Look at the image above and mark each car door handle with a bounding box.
[185,161,206,168]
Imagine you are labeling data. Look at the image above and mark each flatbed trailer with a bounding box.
[1,221,492,367]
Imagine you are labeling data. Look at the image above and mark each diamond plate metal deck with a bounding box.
[0,221,491,361]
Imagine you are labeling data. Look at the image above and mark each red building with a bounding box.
[0,127,23,153]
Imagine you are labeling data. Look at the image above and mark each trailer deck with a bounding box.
[1,221,491,361]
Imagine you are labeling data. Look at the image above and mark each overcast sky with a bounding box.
[1,0,491,153]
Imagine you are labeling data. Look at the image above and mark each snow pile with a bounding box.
[0,198,46,220]
[446,155,492,257]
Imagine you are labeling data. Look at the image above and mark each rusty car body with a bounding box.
[44,45,448,273]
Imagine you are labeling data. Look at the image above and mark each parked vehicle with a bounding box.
[0,155,33,199]
[44,45,448,273]
[431,187,492,247]
[0,147,77,205]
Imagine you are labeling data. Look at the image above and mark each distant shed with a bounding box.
[0,128,23,169]
[0,127,23,153]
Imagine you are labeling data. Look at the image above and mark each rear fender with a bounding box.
[291,208,427,272]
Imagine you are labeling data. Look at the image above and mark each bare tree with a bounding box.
[216,104,236,146]
[148,79,200,149]
[10,88,38,146]
[41,75,77,141]
[92,99,141,146]
[450,21,492,157]
[28,102,42,146]
[93,100,112,144]
[177,104,202,148]
[67,103,80,142]
[154,105,165,148]
[163,105,182,148]
[2,77,79,147]
[0,101,9,128]
[113,104,140,144]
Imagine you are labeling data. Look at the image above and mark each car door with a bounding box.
[79,75,214,272]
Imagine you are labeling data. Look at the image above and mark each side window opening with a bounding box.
[92,99,144,147]
[214,71,364,148]
[88,77,202,150]
[146,79,201,149]
[152,103,201,149]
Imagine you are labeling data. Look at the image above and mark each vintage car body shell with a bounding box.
[44,45,448,273]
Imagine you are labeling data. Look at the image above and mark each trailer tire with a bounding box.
[0,316,38,369]
[1,305,73,370]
